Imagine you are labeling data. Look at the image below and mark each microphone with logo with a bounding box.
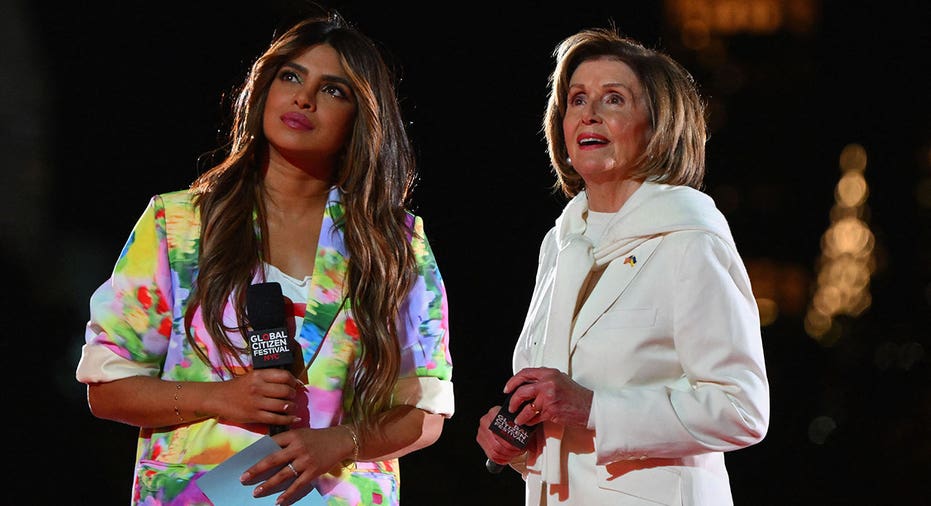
[246,281,294,435]
[485,387,537,474]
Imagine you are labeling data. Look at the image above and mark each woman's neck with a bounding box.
[585,178,643,213]
[262,158,333,217]
[261,162,332,280]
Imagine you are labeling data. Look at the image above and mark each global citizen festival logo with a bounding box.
[248,327,291,367]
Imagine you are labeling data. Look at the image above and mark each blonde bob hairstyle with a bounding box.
[544,27,708,197]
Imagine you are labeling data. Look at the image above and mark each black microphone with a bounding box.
[485,388,537,474]
[246,281,294,435]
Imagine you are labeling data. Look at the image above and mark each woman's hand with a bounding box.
[476,406,536,467]
[241,426,355,505]
[506,367,593,428]
[210,368,303,427]
[87,372,302,429]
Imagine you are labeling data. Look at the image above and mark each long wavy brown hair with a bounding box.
[185,12,417,436]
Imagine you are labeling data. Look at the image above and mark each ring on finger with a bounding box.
[530,402,541,415]
[287,463,299,477]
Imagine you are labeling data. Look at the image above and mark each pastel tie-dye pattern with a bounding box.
[82,188,452,505]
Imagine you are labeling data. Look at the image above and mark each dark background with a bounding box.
[4,0,929,504]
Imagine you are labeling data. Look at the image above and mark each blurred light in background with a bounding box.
[663,0,821,134]
[745,258,811,326]
[665,0,819,48]
[805,143,876,342]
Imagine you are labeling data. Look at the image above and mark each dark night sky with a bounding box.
[4,0,929,504]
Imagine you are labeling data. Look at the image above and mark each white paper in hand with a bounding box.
[196,436,325,505]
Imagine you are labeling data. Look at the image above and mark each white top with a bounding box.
[264,262,311,308]
[583,210,614,247]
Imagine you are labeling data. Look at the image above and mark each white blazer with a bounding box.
[512,183,770,506]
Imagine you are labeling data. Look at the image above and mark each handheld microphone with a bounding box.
[246,281,294,435]
[485,388,537,474]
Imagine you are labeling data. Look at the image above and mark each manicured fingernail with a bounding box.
[240,472,250,483]
[253,486,263,497]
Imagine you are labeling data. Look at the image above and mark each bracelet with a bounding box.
[173,383,185,422]
[341,424,360,463]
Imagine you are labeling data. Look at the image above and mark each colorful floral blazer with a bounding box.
[76,187,454,506]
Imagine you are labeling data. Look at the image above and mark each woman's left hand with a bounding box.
[506,367,593,428]
[240,426,353,505]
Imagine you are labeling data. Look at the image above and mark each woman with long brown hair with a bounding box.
[77,10,453,506]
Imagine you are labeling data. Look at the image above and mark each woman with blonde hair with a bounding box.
[477,26,768,505]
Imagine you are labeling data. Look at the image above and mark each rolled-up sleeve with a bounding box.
[393,215,454,417]
[76,196,174,384]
